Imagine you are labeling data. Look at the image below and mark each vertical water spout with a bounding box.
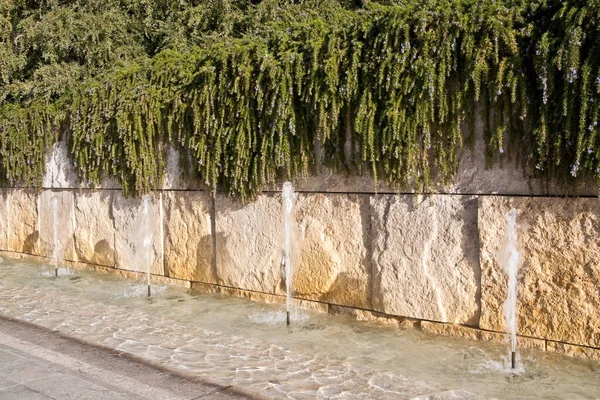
[497,208,520,369]
[282,182,295,326]
[159,192,165,275]
[142,194,152,297]
[51,196,59,277]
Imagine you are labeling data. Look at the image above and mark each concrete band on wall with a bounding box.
[0,185,599,361]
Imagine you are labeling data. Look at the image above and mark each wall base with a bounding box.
[2,250,598,361]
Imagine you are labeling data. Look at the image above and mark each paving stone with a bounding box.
[0,353,50,385]
[0,317,254,400]
[0,384,54,400]
[0,375,18,391]
[25,372,130,400]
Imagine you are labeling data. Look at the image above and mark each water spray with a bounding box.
[497,208,520,370]
[282,182,295,328]
[280,257,290,326]
[142,195,152,297]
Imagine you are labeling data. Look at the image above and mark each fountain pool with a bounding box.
[0,257,598,399]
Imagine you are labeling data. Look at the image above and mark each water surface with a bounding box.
[0,258,598,399]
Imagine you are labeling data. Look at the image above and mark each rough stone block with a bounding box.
[452,105,551,195]
[328,305,406,326]
[278,166,390,194]
[162,147,208,191]
[37,190,76,261]
[0,189,38,253]
[163,146,184,190]
[163,191,214,281]
[113,192,164,276]
[73,191,116,267]
[294,193,371,309]
[370,194,480,324]
[420,321,546,350]
[479,196,600,348]
[215,194,283,294]
[42,141,78,189]
[546,341,600,360]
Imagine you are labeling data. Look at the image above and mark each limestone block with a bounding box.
[113,192,164,276]
[162,147,208,191]
[73,191,116,267]
[546,341,600,360]
[296,299,329,313]
[78,176,120,190]
[215,194,283,294]
[370,194,480,324]
[328,305,406,327]
[96,177,121,189]
[294,193,371,309]
[37,190,76,261]
[276,166,392,194]
[0,189,38,253]
[454,109,540,195]
[479,196,600,348]
[420,321,546,350]
[163,146,184,190]
[546,179,598,197]
[163,191,214,281]
[42,141,78,189]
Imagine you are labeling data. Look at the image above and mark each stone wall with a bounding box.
[0,135,599,360]
[1,185,599,360]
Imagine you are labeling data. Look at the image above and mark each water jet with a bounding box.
[280,257,290,326]
[281,182,295,327]
[497,208,520,370]
[141,195,152,297]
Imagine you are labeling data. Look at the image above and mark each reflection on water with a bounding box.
[120,284,168,299]
[0,257,599,399]
[249,311,310,326]
[39,266,73,277]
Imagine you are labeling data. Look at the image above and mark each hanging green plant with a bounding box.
[0,0,598,198]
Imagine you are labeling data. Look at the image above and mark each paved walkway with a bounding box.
[0,316,260,400]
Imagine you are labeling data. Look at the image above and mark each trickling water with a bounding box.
[497,208,520,369]
[282,182,296,326]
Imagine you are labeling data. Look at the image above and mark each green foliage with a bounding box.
[528,0,600,182]
[1,0,599,198]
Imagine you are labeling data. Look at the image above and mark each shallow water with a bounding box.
[0,258,598,399]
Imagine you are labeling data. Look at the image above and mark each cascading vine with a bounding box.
[0,0,598,199]
[0,101,62,187]
[528,0,600,183]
